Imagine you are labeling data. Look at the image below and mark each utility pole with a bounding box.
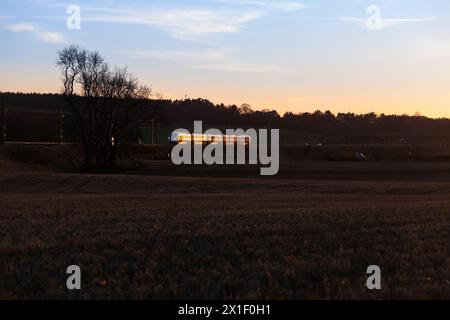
[151,118,155,145]
[58,105,64,144]
[0,93,5,145]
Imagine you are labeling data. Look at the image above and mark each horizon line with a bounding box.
[1,90,449,121]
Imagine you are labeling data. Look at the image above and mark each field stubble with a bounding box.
[1,166,450,299]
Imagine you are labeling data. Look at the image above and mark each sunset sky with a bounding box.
[1,0,450,117]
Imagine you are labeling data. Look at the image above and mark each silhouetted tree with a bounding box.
[56,45,151,170]
[239,103,253,115]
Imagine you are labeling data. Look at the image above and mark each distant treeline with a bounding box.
[2,92,450,144]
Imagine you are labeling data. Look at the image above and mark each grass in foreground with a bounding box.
[1,172,449,299]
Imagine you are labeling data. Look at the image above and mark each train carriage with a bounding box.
[168,131,251,146]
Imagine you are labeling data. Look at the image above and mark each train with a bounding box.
[168,131,251,146]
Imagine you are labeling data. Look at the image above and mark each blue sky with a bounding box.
[1,0,450,117]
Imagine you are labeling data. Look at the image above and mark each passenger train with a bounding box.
[168,131,251,145]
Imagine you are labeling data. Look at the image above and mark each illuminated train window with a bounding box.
[169,132,251,145]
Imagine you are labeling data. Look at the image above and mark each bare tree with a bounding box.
[0,92,5,145]
[56,45,151,170]
[239,103,253,115]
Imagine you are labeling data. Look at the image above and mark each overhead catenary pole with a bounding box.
[58,104,64,144]
[151,118,155,145]
[0,93,5,145]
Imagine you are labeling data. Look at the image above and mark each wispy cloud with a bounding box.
[7,23,38,32]
[129,48,230,61]
[37,31,65,44]
[85,8,261,39]
[128,47,291,74]
[6,22,66,44]
[191,62,290,74]
[82,1,304,39]
[340,16,437,30]
[217,0,305,11]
